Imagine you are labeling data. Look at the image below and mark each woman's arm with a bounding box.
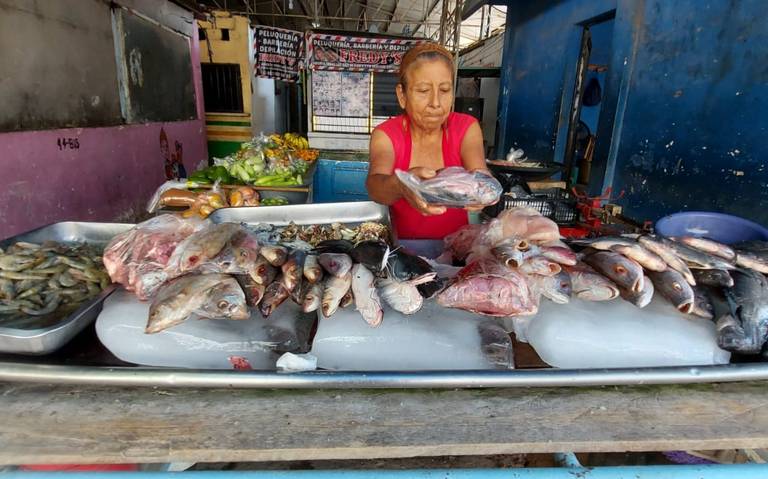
[366,129,447,215]
[366,129,403,206]
[460,121,489,172]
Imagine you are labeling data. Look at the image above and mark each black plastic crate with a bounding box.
[485,188,579,225]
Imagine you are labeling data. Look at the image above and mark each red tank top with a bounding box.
[376,112,478,240]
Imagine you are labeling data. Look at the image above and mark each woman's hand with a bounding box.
[399,167,447,216]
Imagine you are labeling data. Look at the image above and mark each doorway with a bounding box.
[563,14,615,189]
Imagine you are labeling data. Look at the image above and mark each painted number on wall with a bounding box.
[57,138,80,150]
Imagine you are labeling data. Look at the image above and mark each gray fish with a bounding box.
[259,279,290,318]
[692,269,734,288]
[678,236,736,261]
[719,269,768,354]
[147,274,249,334]
[619,275,654,308]
[303,254,323,284]
[260,245,288,267]
[660,237,735,270]
[302,282,323,313]
[563,263,620,301]
[691,287,714,320]
[583,251,645,293]
[647,269,694,314]
[318,253,353,278]
[637,235,696,286]
[322,273,352,317]
[538,246,577,266]
[351,264,383,327]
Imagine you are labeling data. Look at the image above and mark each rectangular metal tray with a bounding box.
[208,201,390,227]
[0,222,134,355]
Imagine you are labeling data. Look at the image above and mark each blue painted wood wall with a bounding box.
[497,0,768,225]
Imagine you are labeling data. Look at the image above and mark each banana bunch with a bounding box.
[283,132,309,150]
[268,134,285,147]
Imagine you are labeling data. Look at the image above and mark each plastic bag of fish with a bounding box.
[395,167,502,208]
[103,216,261,301]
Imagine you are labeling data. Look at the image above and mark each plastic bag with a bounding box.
[437,257,537,317]
[395,167,502,208]
[146,180,190,213]
[443,223,485,262]
[103,215,207,300]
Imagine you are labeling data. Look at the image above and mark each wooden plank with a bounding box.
[1,382,768,465]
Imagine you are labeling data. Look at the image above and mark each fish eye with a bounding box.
[217,300,230,310]
[616,266,627,274]
[673,284,682,291]
[561,283,569,288]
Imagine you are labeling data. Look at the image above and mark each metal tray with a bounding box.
[0,222,134,355]
[208,201,390,227]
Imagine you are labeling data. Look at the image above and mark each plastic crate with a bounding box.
[485,188,578,225]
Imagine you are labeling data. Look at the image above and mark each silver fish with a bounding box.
[351,264,383,327]
[692,269,734,288]
[609,244,667,272]
[678,236,736,261]
[281,250,306,293]
[637,235,696,286]
[619,275,654,308]
[647,269,694,314]
[322,272,352,317]
[734,250,768,274]
[303,254,323,283]
[519,256,562,276]
[563,263,620,301]
[235,275,265,307]
[260,245,288,267]
[252,256,278,285]
[528,271,572,304]
[660,237,735,270]
[259,279,290,318]
[538,245,577,266]
[340,289,354,308]
[318,253,353,277]
[147,274,249,334]
[378,276,424,315]
[570,236,639,251]
[302,282,323,313]
[583,251,645,293]
[491,244,539,268]
[172,223,242,273]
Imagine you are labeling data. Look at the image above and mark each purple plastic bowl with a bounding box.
[656,211,768,245]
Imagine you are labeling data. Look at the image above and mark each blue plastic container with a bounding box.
[655,211,768,244]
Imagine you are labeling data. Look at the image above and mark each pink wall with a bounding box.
[0,19,208,239]
[0,120,206,238]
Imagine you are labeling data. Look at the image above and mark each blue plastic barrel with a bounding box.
[656,211,768,244]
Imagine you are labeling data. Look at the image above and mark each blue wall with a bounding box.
[498,0,768,225]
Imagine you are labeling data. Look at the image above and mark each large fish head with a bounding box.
[146,302,187,334]
[551,271,572,299]
[196,279,249,320]
[655,271,694,314]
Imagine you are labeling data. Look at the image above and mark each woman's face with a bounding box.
[397,58,454,131]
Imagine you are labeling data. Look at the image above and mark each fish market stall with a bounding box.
[4,196,768,464]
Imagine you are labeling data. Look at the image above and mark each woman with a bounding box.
[366,42,489,239]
